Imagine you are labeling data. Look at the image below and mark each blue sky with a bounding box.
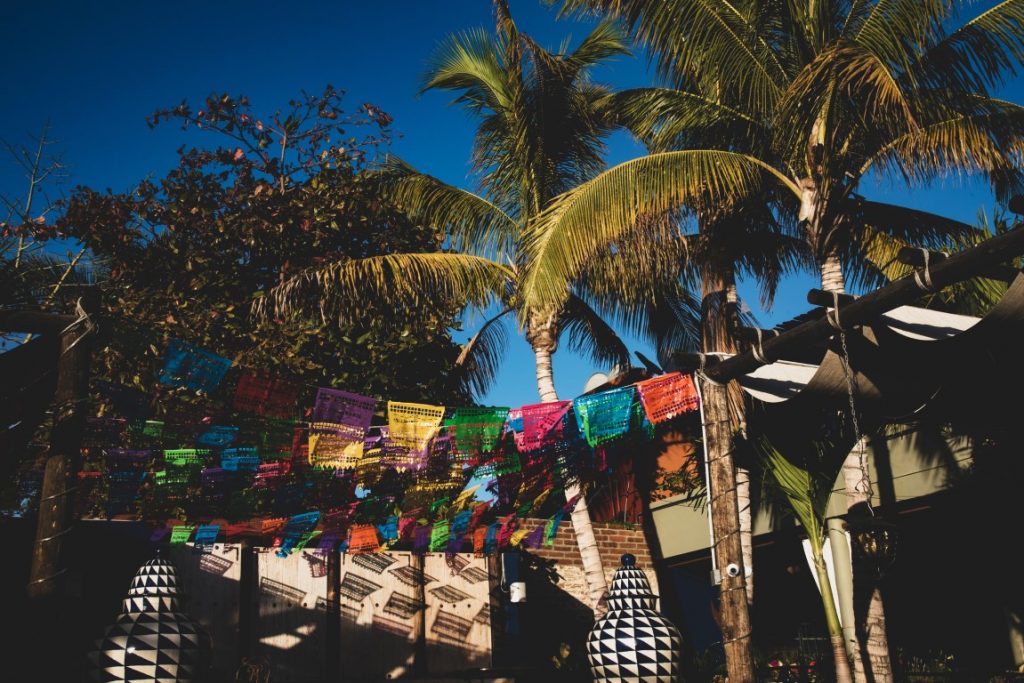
[1,1,1018,408]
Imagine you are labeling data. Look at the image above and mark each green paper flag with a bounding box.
[170,525,196,544]
[429,520,450,551]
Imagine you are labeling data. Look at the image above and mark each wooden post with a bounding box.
[237,541,257,666]
[701,377,756,682]
[27,296,96,598]
[411,552,428,676]
[324,550,341,681]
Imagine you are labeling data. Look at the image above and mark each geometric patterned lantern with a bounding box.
[87,554,211,682]
[586,554,682,682]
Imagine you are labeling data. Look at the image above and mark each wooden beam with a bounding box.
[672,225,1024,381]
[0,309,77,334]
[896,246,1020,283]
[735,327,781,344]
[807,289,858,307]
[27,294,97,598]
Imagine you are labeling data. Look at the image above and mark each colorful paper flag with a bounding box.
[233,371,301,418]
[308,422,365,470]
[429,520,450,552]
[388,401,445,455]
[197,425,239,448]
[520,401,573,451]
[170,525,196,544]
[159,340,232,393]
[312,387,376,427]
[635,372,700,423]
[446,407,508,461]
[573,387,636,446]
[193,524,220,552]
[348,524,380,553]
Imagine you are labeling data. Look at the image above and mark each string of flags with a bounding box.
[73,336,702,557]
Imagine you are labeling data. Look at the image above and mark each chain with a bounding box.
[836,326,874,513]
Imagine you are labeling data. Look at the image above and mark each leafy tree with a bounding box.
[51,87,473,407]
[0,124,90,326]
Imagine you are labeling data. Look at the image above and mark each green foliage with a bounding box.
[757,439,835,551]
[264,6,673,396]
[53,88,473,405]
[525,0,1024,312]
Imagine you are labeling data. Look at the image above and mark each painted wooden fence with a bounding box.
[171,545,494,682]
[170,543,242,678]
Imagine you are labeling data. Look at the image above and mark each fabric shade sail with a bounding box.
[731,272,1024,456]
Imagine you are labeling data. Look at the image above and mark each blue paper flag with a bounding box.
[193,524,220,553]
[159,340,232,392]
[197,425,240,448]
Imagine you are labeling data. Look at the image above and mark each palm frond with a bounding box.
[851,0,949,76]
[757,439,833,547]
[258,252,513,325]
[559,293,632,370]
[564,18,631,73]
[421,28,512,113]
[521,149,801,313]
[909,0,1024,96]
[455,307,514,398]
[1,251,96,308]
[377,157,519,259]
[570,214,703,361]
[606,87,765,152]
[777,41,920,170]
[859,98,1024,197]
[562,0,790,116]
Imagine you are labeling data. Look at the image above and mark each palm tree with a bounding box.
[759,439,854,683]
[608,83,810,609]
[524,1,1024,679]
[263,0,701,615]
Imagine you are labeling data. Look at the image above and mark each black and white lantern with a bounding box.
[586,554,682,683]
[87,554,211,682]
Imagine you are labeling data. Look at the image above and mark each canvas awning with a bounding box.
[729,273,1024,454]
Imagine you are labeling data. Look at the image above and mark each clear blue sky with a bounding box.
[1,1,1017,408]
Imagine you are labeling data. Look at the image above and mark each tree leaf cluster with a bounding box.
[53,88,474,407]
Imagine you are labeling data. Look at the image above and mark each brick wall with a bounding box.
[523,517,655,571]
[518,517,659,612]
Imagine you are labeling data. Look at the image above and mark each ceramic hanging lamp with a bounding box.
[87,553,211,682]
[586,553,683,682]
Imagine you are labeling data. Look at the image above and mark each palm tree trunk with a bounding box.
[527,314,609,615]
[813,548,856,683]
[844,442,894,683]
[701,268,756,683]
[564,483,608,615]
[821,250,846,294]
[726,280,755,606]
[532,343,559,403]
[812,171,893,681]
[735,464,754,605]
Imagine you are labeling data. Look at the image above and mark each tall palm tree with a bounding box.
[608,82,810,609]
[264,0,701,615]
[524,1,1024,680]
